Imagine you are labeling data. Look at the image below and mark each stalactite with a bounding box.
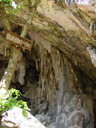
[23,35,94,127]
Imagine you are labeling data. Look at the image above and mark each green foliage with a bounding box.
[0,0,24,15]
[1,0,13,7]
[0,89,28,117]
[0,0,41,15]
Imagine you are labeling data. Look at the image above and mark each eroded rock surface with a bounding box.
[1,107,46,128]
[0,1,96,127]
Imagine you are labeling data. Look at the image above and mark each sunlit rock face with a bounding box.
[1,107,46,128]
[12,52,26,85]
[87,46,96,67]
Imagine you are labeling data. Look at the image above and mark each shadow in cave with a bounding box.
[93,100,96,128]
[26,64,39,84]
[11,59,40,114]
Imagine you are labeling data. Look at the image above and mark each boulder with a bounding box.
[1,107,46,128]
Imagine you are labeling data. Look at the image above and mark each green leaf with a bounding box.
[22,109,27,117]
[0,89,28,117]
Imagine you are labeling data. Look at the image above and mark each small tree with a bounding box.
[0,0,40,97]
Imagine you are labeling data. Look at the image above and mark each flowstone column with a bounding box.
[55,55,94,128]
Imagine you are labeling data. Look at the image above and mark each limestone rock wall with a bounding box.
[0,2,96,127]
[0,32,95,127]
[0,38,95,128]
[21,39,94,128]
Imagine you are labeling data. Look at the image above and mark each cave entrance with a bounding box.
[26,63,39,85]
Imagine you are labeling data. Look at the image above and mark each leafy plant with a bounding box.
[0,88,28,117]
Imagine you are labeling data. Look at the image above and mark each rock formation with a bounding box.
[0,0,96,127]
